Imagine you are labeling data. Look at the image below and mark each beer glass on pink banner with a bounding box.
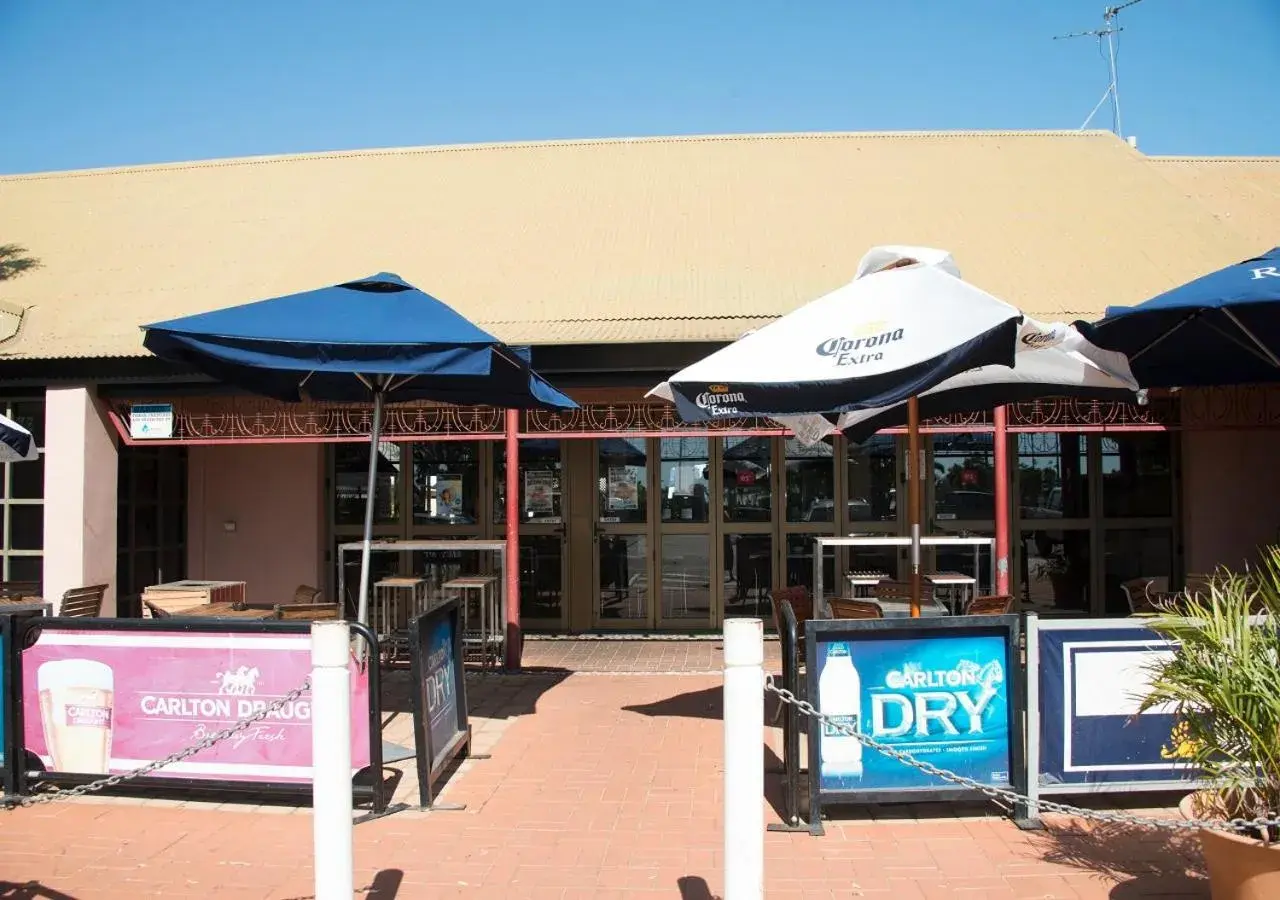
[38,658,115,774]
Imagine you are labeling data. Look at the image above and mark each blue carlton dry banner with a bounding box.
[1038,624,1195,787]
[421,611,461,771]
[813,632,1012,792]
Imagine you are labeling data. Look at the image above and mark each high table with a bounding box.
[0,596,52,615]
[813,535,995,618]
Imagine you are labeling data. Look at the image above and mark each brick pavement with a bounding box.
[0,665,1208,899]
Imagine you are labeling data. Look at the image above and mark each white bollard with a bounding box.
[311,621,354,900]
[723,617,764,900]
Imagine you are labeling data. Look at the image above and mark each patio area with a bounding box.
[0,654,1208,898]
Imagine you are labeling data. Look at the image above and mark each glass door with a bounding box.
[928,433,997,595]
[722,437,774,621]
[593,438,652,627]
[656,437,715,628]
[840,434,904,586]
[495,438,568,629]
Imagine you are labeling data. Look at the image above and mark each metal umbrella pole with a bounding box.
[907,396,923,617]
[355,386,386,657]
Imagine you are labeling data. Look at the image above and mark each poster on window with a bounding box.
[524,470,557,517]
[606,466,640,511]
[432,474,464,518]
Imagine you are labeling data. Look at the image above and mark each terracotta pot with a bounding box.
[1180,792,1280,900]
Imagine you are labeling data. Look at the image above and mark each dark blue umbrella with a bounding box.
[142,273,576,633]
[1079,247,1280,387]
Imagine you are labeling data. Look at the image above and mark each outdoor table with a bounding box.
[170,602,277,620]
[0,596,52,615]
[844,570,888,598]
[926,571,977,614]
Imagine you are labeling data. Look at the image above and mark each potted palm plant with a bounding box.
[1138,551,1280,899]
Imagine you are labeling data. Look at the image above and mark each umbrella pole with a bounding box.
[355,389,385,658]
[907,396,922,617]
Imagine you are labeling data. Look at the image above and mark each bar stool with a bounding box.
[443,575,502,669]
[373,576,426,662]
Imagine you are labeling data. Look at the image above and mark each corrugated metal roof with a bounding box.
[1149,156,1280,255]
[0,130,1266,360]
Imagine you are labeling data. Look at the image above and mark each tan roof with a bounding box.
[1148,156,1280,255]
[0,130,1266,360]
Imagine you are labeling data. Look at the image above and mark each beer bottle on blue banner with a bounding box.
[819,642,863,779]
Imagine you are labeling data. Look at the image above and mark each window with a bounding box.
[723,437,771,524]
[412,442,481,526]
[0,400,44,585]
[494,439,563,523]
[932,434,995,522]
[784,438,834,523]
[1101,434,1173,518]
[846,436,897,524]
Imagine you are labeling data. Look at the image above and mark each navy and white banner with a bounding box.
[1038,623,1198,788]
[813,630,1014,793]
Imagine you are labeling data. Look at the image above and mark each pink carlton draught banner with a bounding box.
[22,629,371,784]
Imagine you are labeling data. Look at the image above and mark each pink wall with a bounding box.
[187,443,324,604]
[1182,428,1280,575]
[43,386,118,615]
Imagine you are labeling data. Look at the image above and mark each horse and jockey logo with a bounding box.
[213,665,261,696]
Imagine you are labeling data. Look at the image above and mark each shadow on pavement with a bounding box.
[0,883,79,900]
[366,869,404,898]
[676,875,720,899]
[622,685,722,720]
[1031,821,1209,899]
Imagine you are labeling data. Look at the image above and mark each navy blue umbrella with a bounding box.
[1079,247,1280,387]
[142,273,576,633]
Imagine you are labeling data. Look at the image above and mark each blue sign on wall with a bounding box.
[812,630,1013,793]
[1038,624,1197,787]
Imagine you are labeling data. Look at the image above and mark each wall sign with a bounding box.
[129,403,174,440]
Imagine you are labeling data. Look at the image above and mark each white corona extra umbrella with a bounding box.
[0,413,39,463]
[650,245,1139,613]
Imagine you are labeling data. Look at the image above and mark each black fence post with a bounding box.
[767,599,809,833]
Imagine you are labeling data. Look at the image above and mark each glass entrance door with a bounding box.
[594,438,651,626]
[656,438,715,628]
[495,439,568,629]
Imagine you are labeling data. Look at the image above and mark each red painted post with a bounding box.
[503,409,522,670]
[993,405,1011,596]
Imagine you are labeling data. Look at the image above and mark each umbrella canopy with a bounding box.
[0,413,39,463]
[779,326,1139,444]
[1078,247,1280,388]
[650,244,1141,615]
[143,273,576,408]
[648,247,1026,419]
[142,273,577,644]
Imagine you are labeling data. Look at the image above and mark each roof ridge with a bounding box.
[1149,156,1280,163]
[0,129,1123,182]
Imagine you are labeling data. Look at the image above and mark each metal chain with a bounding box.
[764,675,1280,835]
[2,677,312,809]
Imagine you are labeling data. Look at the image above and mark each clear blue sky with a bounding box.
[1,0,1276,174]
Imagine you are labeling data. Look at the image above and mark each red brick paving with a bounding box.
[0,671,1207,899]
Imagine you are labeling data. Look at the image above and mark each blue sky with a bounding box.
[1,0,1276,174]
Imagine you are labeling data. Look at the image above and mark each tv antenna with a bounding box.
[1054,0,1146,137]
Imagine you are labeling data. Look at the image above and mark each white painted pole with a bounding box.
[723,617,764,900]
[311,621,354,900]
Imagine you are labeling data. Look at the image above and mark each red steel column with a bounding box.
[993,405,1011,596]
[503,409,522,670]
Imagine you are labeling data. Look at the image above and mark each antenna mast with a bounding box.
[1054,0,1146,136]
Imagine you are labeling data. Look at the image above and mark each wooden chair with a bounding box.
[273,602,340,621]
[1120,577,1169,614]
[59,584,107,618]
[965,594,1013,615]
[871,578,942,612]
[828,598,884,620]
[292,584,323,604]
[0,580,40,599]
[143,599,173,618]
